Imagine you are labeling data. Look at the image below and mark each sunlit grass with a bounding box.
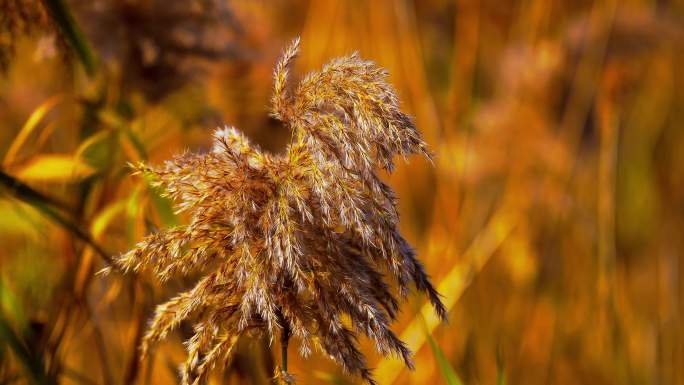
[1,1,682,384]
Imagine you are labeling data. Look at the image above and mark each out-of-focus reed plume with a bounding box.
[0,0,53,71]
[71,0,244,99]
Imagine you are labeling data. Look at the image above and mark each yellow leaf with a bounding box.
[0,199,46,238]
[15,155,96,182]
[90,200,126,240]
[3,95,63,166]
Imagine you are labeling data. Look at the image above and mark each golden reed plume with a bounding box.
[103,38,446,385]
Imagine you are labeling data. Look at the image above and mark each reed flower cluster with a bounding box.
[105,38,446,385]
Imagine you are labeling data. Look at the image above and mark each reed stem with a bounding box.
[281,320,290,373]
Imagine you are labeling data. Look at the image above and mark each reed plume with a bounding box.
[104,38,446,385]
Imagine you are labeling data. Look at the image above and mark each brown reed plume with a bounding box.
[0,0,52,71]
[103,38,446,385]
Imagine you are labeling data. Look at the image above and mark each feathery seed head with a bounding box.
[107,37,446,384]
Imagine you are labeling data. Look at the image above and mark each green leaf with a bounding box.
[0,199,46,238]
[0,171,111,264]
[75,130,116,171]
[142,174,178,228]
[0,282,27,333]
[424,319,464,385]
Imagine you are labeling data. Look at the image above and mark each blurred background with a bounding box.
[1,0,683,384]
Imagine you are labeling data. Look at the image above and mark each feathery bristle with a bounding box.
[271,37,301,121]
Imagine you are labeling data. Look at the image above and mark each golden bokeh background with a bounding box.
[1,1,683,384]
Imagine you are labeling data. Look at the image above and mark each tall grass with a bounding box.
[1,1,683,385]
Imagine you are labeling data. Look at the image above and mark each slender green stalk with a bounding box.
[41,0,97,76]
